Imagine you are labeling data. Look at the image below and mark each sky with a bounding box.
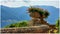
[0,0,60,8]
[0,0,60,27]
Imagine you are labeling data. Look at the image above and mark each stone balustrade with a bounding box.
[0,25,49,33]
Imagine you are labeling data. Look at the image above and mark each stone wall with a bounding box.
[0,25,49,33]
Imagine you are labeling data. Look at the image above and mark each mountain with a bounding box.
[1,5,31,20]
[1,5,31,28]
[1,5,59,28]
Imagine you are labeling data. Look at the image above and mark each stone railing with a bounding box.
[0,25,49,33]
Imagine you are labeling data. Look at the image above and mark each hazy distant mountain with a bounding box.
[1,5,31,27]
[1,5,31,20]
[1,5,59,28]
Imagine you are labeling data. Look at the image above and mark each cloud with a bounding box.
[0,0,59,8]
[0,0,59,1]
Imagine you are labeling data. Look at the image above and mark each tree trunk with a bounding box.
[40,18,44,24]
[40,17,49,25]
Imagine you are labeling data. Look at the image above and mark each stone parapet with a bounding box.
[0,25,49,33]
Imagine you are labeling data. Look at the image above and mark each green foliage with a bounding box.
[5,21,28,28]
[44,11,49,18]
[55,18,60,33]
[56,19,60,28]
[28,7,49,18]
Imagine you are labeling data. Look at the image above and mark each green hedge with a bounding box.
[5,21,28,28]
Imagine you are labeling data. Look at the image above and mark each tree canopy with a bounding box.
[28,7,49,18]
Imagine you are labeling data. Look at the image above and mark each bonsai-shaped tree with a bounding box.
[28,7,49,25]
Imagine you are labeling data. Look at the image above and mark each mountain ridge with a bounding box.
[1,5,59,28]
